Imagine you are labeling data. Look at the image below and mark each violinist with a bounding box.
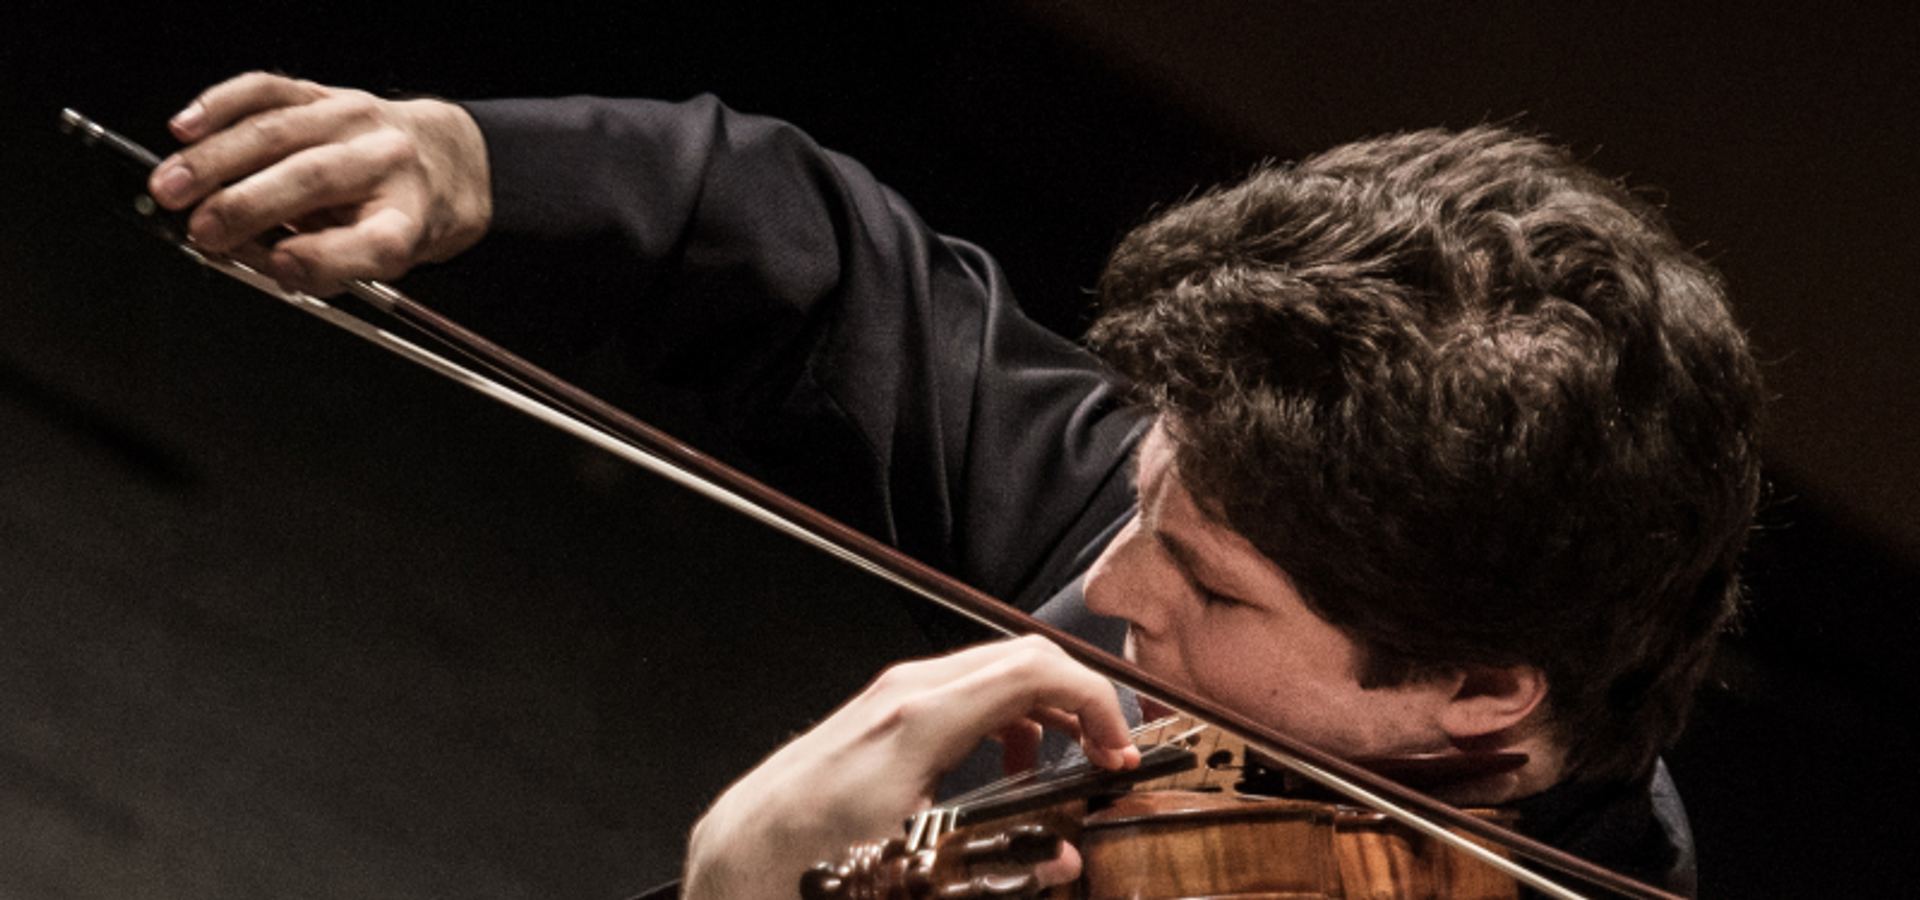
[146,73,1763,899]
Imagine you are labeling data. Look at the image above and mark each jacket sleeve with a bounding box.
[453,94,1145,613]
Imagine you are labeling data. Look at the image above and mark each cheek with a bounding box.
[1175,612,1376,753]
[1177,611,1289,709]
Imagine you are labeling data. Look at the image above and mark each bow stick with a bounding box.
[60,107,1686,900]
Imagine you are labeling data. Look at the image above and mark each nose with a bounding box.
[1082,513,1172,637]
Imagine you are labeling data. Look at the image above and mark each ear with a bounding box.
[1434,665,1549,741]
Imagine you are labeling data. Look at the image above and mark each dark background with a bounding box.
[2,2,1915,898]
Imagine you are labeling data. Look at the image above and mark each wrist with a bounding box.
[403,98,492,263]
[685,806,807,900]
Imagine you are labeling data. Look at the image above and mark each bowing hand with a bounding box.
[683,635,1140,900]
[149,72,491,295]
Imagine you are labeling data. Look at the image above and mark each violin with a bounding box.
[799,714,1526,900]
[62,108,1684,900]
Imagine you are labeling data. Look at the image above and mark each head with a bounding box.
[1083,126,1763,786]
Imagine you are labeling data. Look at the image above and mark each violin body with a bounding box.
[1078,791,1343,899]
[1330,806,1520,900]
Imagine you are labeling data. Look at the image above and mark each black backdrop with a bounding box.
[3,3,1915,898]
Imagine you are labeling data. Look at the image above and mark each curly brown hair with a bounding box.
[1088,126,1764,785]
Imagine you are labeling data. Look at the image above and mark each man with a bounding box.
[149,73,1762,899]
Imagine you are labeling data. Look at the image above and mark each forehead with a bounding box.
[1136,422,1276,578]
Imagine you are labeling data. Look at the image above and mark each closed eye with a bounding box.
[1153,525,1247,610]
[1196,584,1246,609]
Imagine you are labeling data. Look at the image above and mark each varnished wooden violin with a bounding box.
[800,714,1527,900]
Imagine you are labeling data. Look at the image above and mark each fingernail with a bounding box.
[170,101,206,136]
[152,160,193,205]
